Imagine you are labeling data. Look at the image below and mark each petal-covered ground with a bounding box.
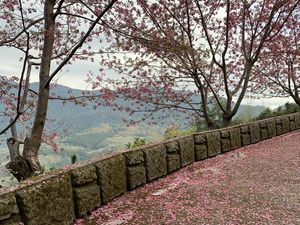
[74,131,300,225]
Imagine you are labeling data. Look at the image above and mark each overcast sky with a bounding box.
[0,47,103,90]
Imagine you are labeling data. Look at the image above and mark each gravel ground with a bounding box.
[74,131,300,225]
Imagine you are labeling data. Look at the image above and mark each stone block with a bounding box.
[289,114,295,122]
[167,154,181,173]
[267,119,276,138]
[73,182,101,217]
[241,126,249,134]
[289,113,296,131]
[261,128,268,140]
[71,164,97,186]
[221,139,231,152]
[220,130,230,138]
[124,150,144,166]
[290,121,296,131]
[260,121,267,128]
[126,165,146,190]
[275,118,282,125]
[249,122,261,144]
[178,136,195,167]
[276,126,283,135]
[295,113,300,129]
[241,134,251,146]
[95,155,127,204]
[281,116,290,133]
[165,141,179,153]
[276,121,283,135]
[144,145,167,182]
[207,131,221,157]
[15,174,75,225]
[0,193,19,222]
[0,215,21,225]
[194,134,206,144]
[230,128,241,150]
[195,144,207,161]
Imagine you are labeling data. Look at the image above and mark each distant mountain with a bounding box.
[0,83,268,150]
[236,104,266,120]
[0,83,269,145]
[1,83,267,127]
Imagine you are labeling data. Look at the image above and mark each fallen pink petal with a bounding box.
[73,131,300,225]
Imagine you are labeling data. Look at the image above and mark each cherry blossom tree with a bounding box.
[0,0,117,180]
[253,12,300,106]
[94,0,300,129]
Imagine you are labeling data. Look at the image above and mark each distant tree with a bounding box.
[91,0,300,129]
[0,0,117,180]
[71,154,77,164]
[284,102,300,113]
[255,102,300,120]
[255,107,273,120]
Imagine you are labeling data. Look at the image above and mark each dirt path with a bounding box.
[74,131,300,225]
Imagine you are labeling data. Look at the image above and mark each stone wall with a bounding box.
[1,113,300,225]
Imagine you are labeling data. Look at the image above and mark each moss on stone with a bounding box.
[178,136,195,166]
[194,134,206,144]
[241,126,249,134]
[207,131,221,157]
[127,165,147,190]
[295,113,300,129]
[0,215,22,225]
[220,130,230,138]
[73,182,101,217]
[267,119,276,138]
[221,139,231,153]
[195,144,207,161]
[230,128,241,150]
[241,134,251,146]
[70,164,97,186]
[124,150,144,166]
[165,141,179,153]
[249,122,261,144]
[95,155,127,204]
[261,128,268,140]
[281,116,290,134]
[15,173,75,225]
[0,193,19,221]
[167,154,181,173]
[144,145,167,182]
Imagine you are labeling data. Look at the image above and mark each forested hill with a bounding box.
[44,83,267,134]
[1,82,265,133]
[1,83,267,150]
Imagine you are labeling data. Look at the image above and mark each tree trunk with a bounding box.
[292,95,300,108]
[206,117,217,130]
[222,101,232,128]
[222,115,231,128]
[21,0,56,177]
[5,138,31,181]
[220,62,254,128]
[198,89,217,130]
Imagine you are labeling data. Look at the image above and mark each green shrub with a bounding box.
[164,124,196,140]
[256,102,300,120]
[71,154,77,164]
[126,137,147,148]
